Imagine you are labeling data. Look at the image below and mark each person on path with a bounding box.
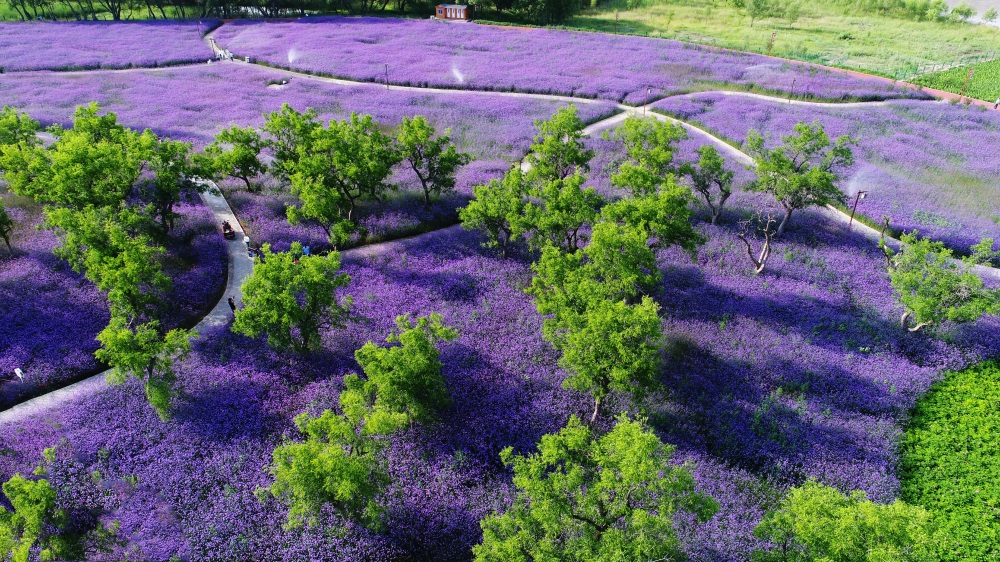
[228,296,237,316]
[995,98,999,110]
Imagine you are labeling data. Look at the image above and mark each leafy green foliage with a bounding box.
[900,361,1000,561]
[45,205,169,320]
[601,178,703,254]
[560,297,663,422]
[395,116,470,206]
[609,116,687,197]
[353,313,458,428]
[0,103,152,210]
[883,233,1000,331]
[284,112,401,248]
[524,105,593,183]
[233,243,352,352]
[0,106,40,148]
[528,221,660,344]
[0,475,56,562]
[95,316,192,420]
[680,144,736,224]
[200,125,267,191]
[259,385,393,531]
[745,121,854,235]
[459,166,527,257]
[262,103,322,182]
[753,480,937,562]
[142,138,204,233]
[518,172,603,252]
[474,415,718,561]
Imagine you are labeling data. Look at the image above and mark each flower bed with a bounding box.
[210,17,932,104]
[0,20,219,72]
[2,213,997,559]
[654,93,1000,249]
[0,194,227,408]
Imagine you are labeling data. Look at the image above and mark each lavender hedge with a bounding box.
[0,194,227,408]
[2,215,997,559]
[211,17,931,104]
[654,93,1000,249]
[0,20,219,72]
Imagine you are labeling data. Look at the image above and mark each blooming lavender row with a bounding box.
[654,93,1000,249]
[0,20,219,72]
[0,196,227,408]
[210,17,931,104]
[3,214,998,559]
[0,63,616,154]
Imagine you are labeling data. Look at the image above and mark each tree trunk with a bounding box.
[901,311,933,332]
[0,232,11,251]
[775,207,793,236]
[590,394,602,424]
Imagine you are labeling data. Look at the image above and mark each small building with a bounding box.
[435,4,474,20]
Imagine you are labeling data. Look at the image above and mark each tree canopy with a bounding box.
[395,115,470,206]
[233,243,353,352]
[353,313,458,429]
[459,166,528,257]
[681,144,736,225]
[609,115,687,197]
[883,233,1000,331]
[745,121,854,236]
[753,480,938,562]
[474,415,718,561]
[200,125,267,192]
[524,105,593,183]
[0,106,40,148]
[518,172,604,252]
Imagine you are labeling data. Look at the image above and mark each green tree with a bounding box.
[753,480,937,562]
[143,138,204,233]
[233,243,353,352]
[459,166,528,257]
[258,383,393,530]
[95,315,193,420]
[949,2,974,21]
[745,121,854,236]
[528,221,660,346]
[1,104,151,210]
[561,297,663,422]
[984,7,997,24]
[395,115,471,206]
[45,205,169,320]
[746,0,774,26]
[681,144,736,225]
[524,105,594,183]
[518,172,604,252]
[0,106,40,148]
[882,233,1000,331]
[0,201,13,252]
[474,415,718,561]
[200,125,267,192]
[515,0,580,24]
[262,104,321,182]
[600,179,703,253]
[285,113,401,248]
[609,116,687,197]
[353,313,458,429]
[0,475,55,562]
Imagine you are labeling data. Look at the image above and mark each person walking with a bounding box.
[994,98,999,110]
[228,296,237,316]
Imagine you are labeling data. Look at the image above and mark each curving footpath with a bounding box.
[0,182,250,425]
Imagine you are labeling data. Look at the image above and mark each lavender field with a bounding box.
[210,17,931,104]
[0,20,218,71]
[1,216,997,560]
[2,15,1000,562]
[655,93,1000,249]
[0,195,227,408]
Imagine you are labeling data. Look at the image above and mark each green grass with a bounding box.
[561,0,999,79]
[915,58,1000,103]
[899,361,1000,561]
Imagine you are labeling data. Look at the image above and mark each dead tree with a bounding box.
[736,212,777,275]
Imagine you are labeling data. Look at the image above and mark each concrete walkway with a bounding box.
[0,182,250,425]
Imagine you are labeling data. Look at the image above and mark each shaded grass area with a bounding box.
[562,0,998,78]
[915,58,1000,103]
[899,361,1000,561]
